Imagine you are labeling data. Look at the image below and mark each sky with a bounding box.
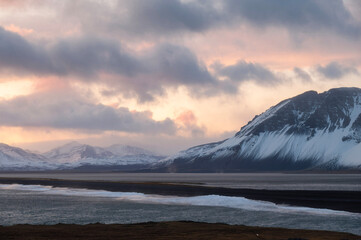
[0,0,361,154]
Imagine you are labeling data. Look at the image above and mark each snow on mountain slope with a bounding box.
[0,143,55,170]
[44,142,165,169]
[160,88,361,172]
[106,144,156,157]
[0,142,165,171]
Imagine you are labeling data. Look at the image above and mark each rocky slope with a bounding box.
[159,87,361,172]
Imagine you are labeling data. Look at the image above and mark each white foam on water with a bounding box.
[0,184,359,217]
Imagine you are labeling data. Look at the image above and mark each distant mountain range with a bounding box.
[2,87,361,172]
[0,143,51,171]
[157,87,361,172]
[0,142,165,171]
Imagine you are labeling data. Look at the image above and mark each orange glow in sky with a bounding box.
[0,0,360,154]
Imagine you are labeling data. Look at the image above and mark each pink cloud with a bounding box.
[4,24,33,36]
[0,0,37,7]
[176,110,197,126]
[32,77,70,93]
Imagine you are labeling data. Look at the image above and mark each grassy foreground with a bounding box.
[0,221,359,240]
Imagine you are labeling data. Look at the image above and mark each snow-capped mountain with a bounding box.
[0,142,165,171]
[44,142,165,169]
[0,143,55,170]
[106,144,156,157]
[159,87,361,172]
[44,142,115,167]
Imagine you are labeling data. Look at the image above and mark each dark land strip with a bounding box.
[0,221,360,240]
[0,177,361,213]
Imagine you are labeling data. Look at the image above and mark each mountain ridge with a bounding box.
[0,142,165,171]
[2,87,361,172]
[158,87,361,172]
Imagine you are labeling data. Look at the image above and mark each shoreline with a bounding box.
[1,177,361,213]
[0,221,360,240]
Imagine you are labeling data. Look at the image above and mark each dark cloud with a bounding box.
[225,0,360,38]
[50,38,143,78]
[63,0,223,37]
[294,67,312,82]
[212,60,280,85]
[99,43,220,102]
[316,61,359,79]
[0,27,142,78]
[136,43,220,100]
[117,0,222,35]
[0,93,176,134]
[0,27,54,75]
[147,44,216,85]
[64,0,361,39]
[0,26,287,102]
[0,27,218,101]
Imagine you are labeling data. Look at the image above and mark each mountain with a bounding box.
[0,143,55,171]
[44,142,115,167]
[43,142,165,170]
[106,144,156,157]
[0,142,165,171]
[158,87,361,172]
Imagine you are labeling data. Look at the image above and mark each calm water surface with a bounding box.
[0,173,360,235]
[0,184,360,235]
[0,173,360,190]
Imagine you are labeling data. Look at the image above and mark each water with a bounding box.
[1,173,360,190]
[0,184,360,235]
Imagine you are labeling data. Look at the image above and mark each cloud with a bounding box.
[50,38,143,78]
[0,92,176,134]
[99,43,221,102]
[0,26,295,102]
[212,60,280,85]
[0,27,54,75]
[294,67,312,82]
[0,27,142,78]
[316,61,359,79]
[147,44,216,85]
[4,24,33,36]
[63,0,223,37]
[62,0,361,39]
[0,0,31,7]
[117,0,222,35]
[344,0,361,23]
[224,0,360,38]
[5,0,360,40]
[1,26,248,102]
[175,110,205,137]
[134,44,218,98]
[176,110,197,126]
[0,27,219,101]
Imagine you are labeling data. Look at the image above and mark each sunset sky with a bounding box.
[1,0,361,154]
